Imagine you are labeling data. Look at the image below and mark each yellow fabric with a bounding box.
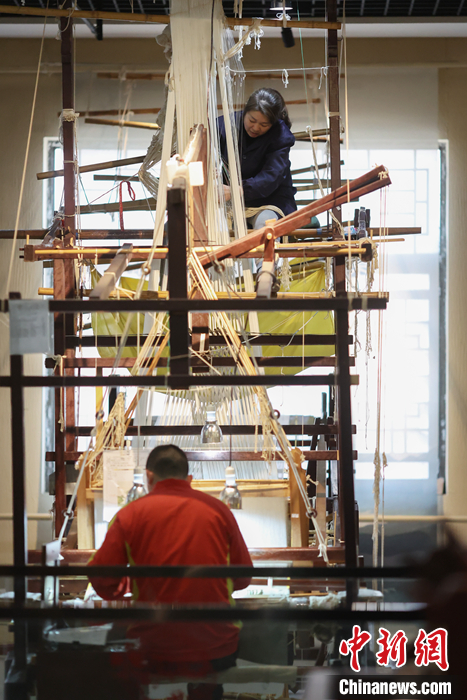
[90,266,334,373]
[91,270,147,359]
[256,265,335,376]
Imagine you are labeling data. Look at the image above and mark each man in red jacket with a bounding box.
[88,444,253,697]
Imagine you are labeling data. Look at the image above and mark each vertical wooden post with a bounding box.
[10,343,28,670]
[327,0,358,572]
[289,449,309,548]
[54,4,77,536]
[327,0,343,286]
[167,184,190,381]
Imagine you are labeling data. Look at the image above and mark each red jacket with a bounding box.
[88,478,252,661]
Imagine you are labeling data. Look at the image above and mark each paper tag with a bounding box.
[103,450,135,522]
[9,299,54,355]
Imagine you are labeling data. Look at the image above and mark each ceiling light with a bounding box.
[201,406,223,444]
[126,468,148,503]
[219,466,242,510]
[270,0,292,10]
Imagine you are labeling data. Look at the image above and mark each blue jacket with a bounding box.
[218,114,297,216]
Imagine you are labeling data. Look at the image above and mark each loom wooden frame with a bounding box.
[6,1,391,618]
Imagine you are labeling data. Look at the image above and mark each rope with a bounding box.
[223,18,263,61]
[4,4,49,301]
[189,252,324,542]
[118,181,136,230]
[226,65,329,76]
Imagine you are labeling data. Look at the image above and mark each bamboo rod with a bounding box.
[191,480,289,497]
[84,117,160,130]
[359,515,467,523]
[0,5,340,29]
[37,154,146,181]
[26,244,369,261]
[74,108,161,118]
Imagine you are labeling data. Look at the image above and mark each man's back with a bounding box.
[88,477,252,661]
[89,478,252,602]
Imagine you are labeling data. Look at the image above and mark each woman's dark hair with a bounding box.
[243,88,292,129]
[146,444,189,480]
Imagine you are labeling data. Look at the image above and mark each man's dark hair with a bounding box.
[146,444,189,480]
[243,87,292,129]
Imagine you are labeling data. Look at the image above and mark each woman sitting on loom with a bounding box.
[218,87,297,230]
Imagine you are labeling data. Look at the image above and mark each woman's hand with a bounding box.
[223,185,231,202]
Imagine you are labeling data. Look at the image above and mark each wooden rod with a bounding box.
[26,244,368,260]
[48,356,344,369]
[37,154,146,181]
[0,5,172,23]
[75,101,305,119]
[73,108,161,117]
[226,17,340,29]
[99,71,332,82]
[84,117,160,130]
[56,4,77,538]
[93,175,139,181]
[0,5,340,29]
[79,197,154,214]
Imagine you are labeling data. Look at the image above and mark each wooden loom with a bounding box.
[6,0,394,576]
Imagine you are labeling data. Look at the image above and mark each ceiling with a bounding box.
[1,0,467,19]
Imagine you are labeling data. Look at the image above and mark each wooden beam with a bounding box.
[73,100,307,118]
[66,332,350,348]
[167,184,189,378]
[54,8,78,539]
[0,5,340,29]
[49,356,352,369]
[4,227,421,240]
[45,450,355,462]
[37,154,146,181]
[40,287,385,302]
[75,108,162,117]
[27,546,346,564]
[290,450,310,548]
[70,424,355,437]
[24,242,371,261]
[152,480,283,498]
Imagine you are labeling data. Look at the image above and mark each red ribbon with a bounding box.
[119,180,136,231]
